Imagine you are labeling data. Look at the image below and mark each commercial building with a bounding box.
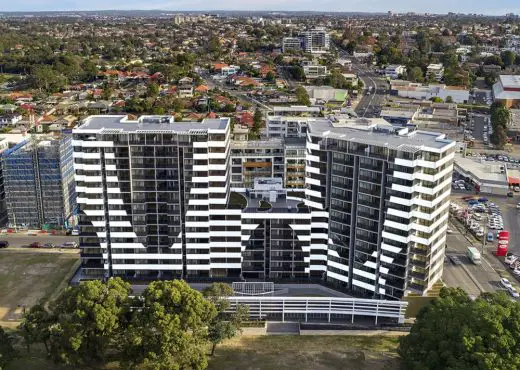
[3,134,75,229]
[390,81,469,103]
[75,115,455,300]
[493,75,520,108]
[426,64,445,82]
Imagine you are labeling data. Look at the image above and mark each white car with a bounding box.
[509,287,520,298]
[515,187,520,192]
[505,255,519,265]
[501,278,513,289]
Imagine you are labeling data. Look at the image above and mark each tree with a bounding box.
[491,124,508,149]
[445,96,454,103]
[501,50,516,67]
[265,71,276,82]
[295,86,311,106]
[399,288,520,370]
[431,97,443,103]
[120,280,216,370]
[30,65,67,92]
[203,283,248,356]
[288,65,305,81]
[251,108,262,139]
[0,326,16,369]
[48,278,132,367]
[491,103,511,129]
[19,304,52,354]
[146,82,160,98]
[408,66,424,83]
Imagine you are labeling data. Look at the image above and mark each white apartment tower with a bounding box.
[301,28,330,54]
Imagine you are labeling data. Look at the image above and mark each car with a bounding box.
[62,242,78,249]
[447,228,454,234]
[501,278,513,289]
[450,255,463,265]
[0,241,8,248]
[43,243,54,249]
[509,287,520,298]
[29,242,43,248]
[506,254,519,265]
[71,229,79,236]
[508,192,514,197]
[515,187,520,192]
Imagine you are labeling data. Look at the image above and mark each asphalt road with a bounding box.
[351,65,387,118]
[443,220,502,295]
[0,234,79,248]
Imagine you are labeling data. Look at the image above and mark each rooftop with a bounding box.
[308,118,454,151]
[499,75,520,89]
[75,115,229,133]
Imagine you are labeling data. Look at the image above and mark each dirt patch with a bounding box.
[0,249,78,328]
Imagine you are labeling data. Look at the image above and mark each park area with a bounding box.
[0,249,79,328]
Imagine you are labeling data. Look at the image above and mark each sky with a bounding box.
[1,0,520,16]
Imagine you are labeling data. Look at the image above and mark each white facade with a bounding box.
[426,64,445,82]
[303,65,328,79]
[384,65,407,79]
[300,28,330,54]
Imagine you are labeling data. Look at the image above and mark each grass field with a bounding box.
[208,335,401,370]
[5,335,401,370]
[0,249,79,328]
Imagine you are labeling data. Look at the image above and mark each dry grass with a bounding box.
[208,335,401,370]
[0,249,79,328]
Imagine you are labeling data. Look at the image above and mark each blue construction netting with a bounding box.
[1,140,28,158]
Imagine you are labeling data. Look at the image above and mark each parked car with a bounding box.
[0,241,8,248]
[505,254,519,264]
[61,242,78,249]
[501,278,513,289]
[29,242,43,248]
[508,192,514,197]
[43,243,54,249]
[509,287,520,298]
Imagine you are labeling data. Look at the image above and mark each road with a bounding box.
[351,64,387,118]
[0,234,79,248]
[443,222,502,296]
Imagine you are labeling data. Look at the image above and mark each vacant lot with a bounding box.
[0,249,79,328]
[208,335,401,370]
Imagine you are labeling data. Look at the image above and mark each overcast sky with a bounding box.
[3,0,520,16]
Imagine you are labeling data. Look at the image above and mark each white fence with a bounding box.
[226,296,408,324]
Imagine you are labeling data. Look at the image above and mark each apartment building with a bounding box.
[282,37,302,53]
[266,106,321,139]
[230,138,306,190]
[75,114,455,300]
[3,134,75,229]
[73,115,236,280]
[303,65,328,79]
[426,63,444,82]
[301,28,330,54]
[384,65,407,79]
[306,118,455,299]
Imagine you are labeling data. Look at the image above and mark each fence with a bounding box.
[232,282,275,296]
[226,296,408,324]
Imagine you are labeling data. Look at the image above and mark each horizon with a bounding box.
[2,1,519,17]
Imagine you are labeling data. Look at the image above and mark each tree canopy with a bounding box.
[399,287,520,370]
[295,86,311,106]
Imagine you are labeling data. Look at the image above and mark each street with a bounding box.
[0,234,79,248]
[351,64,387,118]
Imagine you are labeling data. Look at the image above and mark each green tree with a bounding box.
[399,288,520,370]
[491,103,511,129]
[0,326,16,369]
[491,125,508,149]
[120,280,216,370]
[295,86,311,106]
[19,304,52,354]
[265,71,276,82]
[250,108,262,140]
[202,283,248,356]
[408,66,424,83]
[431,97,443,103]
[445,96,454,103]
[501,50,516,67]
[288,65,305,81]
[48,278,132,367]
[146,82,160,98]
[30,65,67,92]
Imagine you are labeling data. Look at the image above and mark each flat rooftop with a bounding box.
[308,118,454,151]
[499,75,520,89]
[454,155,508,185]
[75,115,229,133]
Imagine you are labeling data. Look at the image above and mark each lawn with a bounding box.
[5,335,401,370]
[0,249,79,328]
[208,335,401,370]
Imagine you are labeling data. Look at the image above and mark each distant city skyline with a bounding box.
[3,0,520,16]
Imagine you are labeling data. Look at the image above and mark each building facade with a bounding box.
[3,134,75,229]
[282,37,302,53]
[75,115,455,300]
[301,28,330,54]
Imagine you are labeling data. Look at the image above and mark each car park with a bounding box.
[501,278,513,289]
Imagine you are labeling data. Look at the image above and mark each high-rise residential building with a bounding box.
[300,28,330,54]
[3,134,75,229]
[266,106,321,139]
[305,119,455,299]
[74,115,454,300]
